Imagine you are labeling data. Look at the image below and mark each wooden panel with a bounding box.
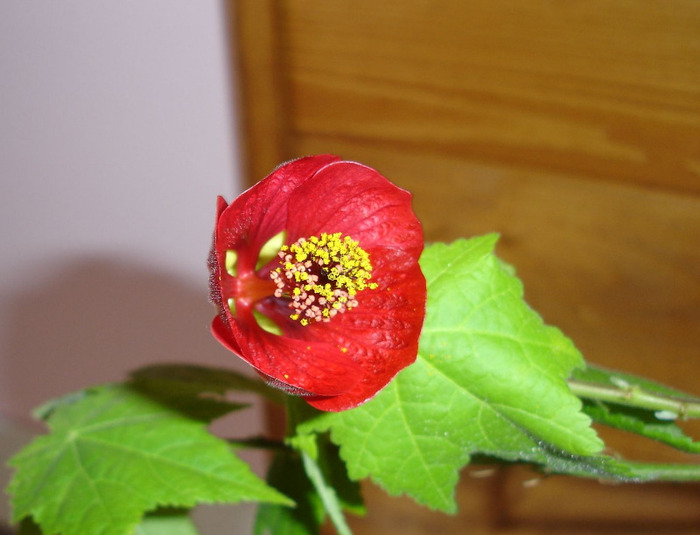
[340,467,700,535]
[281,0,700,194]
[230,0,288,182]
[229,0,700,531]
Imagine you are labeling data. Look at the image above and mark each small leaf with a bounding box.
[582,401,700,454]
[130,363,287,404]
[302,237,602,512]
[134,509,200,535]
[8,384,291,535]
[313,438,364,517]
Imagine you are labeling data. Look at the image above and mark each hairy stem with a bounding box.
[567,379,700,419]
[603,461,700,482]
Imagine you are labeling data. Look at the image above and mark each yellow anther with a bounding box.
[270,232,379,326]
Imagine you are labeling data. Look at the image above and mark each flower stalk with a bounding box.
[567,379,700,419]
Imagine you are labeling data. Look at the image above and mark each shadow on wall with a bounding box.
[1,256,248,424]
[1,256,265,534]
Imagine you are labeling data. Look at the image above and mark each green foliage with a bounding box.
[254,450,325,535]
[130,363,288,405]
[573,364,700,401]
[299,237,603,512]
[255,418,363,535]
[7,236,700,535]
[572,365,700,453]
[7,382,291,535]
[584,402,700,453]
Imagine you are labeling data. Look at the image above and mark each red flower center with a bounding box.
[269,232,378,326]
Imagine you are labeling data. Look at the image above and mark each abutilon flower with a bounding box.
[208,155,426,411]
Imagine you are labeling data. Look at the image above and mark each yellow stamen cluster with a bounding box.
[270,232,378,326]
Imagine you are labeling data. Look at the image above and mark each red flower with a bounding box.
[209,155,426,411]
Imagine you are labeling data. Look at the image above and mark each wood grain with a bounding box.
[280,0,700,194]
[229,0,700,531]
[230,0,288,182]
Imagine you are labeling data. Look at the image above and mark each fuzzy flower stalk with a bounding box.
[208,155,426,411]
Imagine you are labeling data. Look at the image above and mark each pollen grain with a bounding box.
[269,232,378,325]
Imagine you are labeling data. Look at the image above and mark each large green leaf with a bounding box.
[8,384,291,535]
[301,237,603,512]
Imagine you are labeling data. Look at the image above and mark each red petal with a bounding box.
[281,160,426,409]
[304,261,425,410]
[210,156,426,410]
[211,314,243,355]
[216,155,340,274]
[219,311,364,397]
[285,161,423,257]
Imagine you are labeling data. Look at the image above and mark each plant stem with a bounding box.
[567,379,700,419]
[607,461,700,482]
[301,449,354,535]
[286,396,355,535]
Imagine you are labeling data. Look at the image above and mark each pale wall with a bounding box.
[0,2,261,533]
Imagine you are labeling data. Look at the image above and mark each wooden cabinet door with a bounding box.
[229,1,700,531]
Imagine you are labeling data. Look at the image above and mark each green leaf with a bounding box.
[474,440,700,482]
[301,237,603,512]
[255,423,363,535]
[8,384,292,535]
[298,451,353,535]
[312,439,364,518]
[130,363,287,405]
[286,399,365,518]
[582,401,700,454]
[134,509,200,535]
